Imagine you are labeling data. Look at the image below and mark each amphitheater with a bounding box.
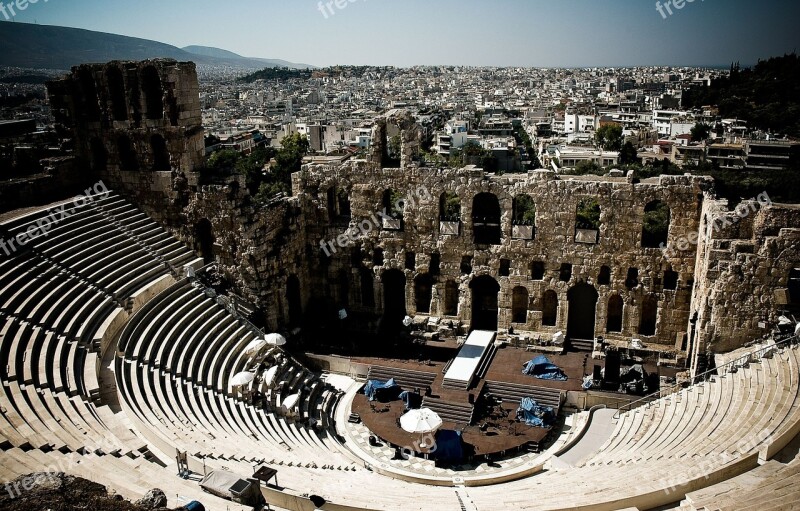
[0,59,799,511]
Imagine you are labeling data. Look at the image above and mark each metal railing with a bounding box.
[613,334,799,420]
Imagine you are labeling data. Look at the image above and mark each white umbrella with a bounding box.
[265,333,287,346]
[245,337,268,355]
[282,393,300,410]
[400,408,442,448]
[262,365,278,388]
[230,371,255,387]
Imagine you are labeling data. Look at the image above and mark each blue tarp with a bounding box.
[522,355,568,381]
[516,397,555,428]
[432,430,463,461]
[399,391,422,410]
[364,378,401,402]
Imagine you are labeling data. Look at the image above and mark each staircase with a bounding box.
[367,365,436,390]
[442,342,497,391]
[569,338,594,352]
[483,380,563,411]
[421,396,474,425]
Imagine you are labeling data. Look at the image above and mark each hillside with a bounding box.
[0,22,312,70]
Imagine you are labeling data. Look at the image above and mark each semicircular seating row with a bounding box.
[115,278,356,471]
[0,193,253,508]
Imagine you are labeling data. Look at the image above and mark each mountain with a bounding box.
[182,45,314,69]
[0,22,313,70]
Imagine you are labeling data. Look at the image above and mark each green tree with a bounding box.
[576,198,601,230]
[619,141,639,165]
[595,124,623,151]
[690,123,712,142]
[207,149,240,172]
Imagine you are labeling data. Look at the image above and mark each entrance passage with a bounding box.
[566,283,598,341]
[470,275,500,331]
[381,269,406,333]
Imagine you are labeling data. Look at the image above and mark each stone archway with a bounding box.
[567,283,599,341]
[470,275,500,331]
[381,269,406,333]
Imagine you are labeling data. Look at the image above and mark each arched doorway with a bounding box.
[470,275,500,331]
[286,275,302,327]
[566,283,599,341]
[381,269,406,332]
[414,274,433,314]
[194,219,214,264]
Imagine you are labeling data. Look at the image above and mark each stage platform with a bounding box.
[442,330,495,389]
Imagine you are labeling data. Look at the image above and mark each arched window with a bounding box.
[642,200,671,248]
[512,195,536,226]
[472,193,501,245]
[117,135,139,172]
[575,198,601,243]
[414,274,433,314]
[530,261,545,280]
[382,189,403,229]
[443,280,459,316]
[360,269,375,307]
[439,191,461,221]
[639,295,658,336]
[512,286,529,323]
[77,68,101,122]
[598,265,611,286]
[151,134,170,171]
[141,66,164,120]
[89,138,107,172]
[606,294,624,333]
[542,290,558,326]
[106,66,128,122]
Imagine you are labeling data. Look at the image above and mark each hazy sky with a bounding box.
[5,0,800,67]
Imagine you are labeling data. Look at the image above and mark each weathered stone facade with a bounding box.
[44,62,800,372]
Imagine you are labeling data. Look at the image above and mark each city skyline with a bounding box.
[2,0,798,68]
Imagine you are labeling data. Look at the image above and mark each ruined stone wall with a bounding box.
[46,59,204,213]
[690,198,800,369]
[296,162,708,354]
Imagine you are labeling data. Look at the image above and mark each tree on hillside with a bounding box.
[691,123,712,142]
[595,124,623,151]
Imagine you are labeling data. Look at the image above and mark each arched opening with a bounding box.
[414,274,433,314]
[326,187,337,222]
[286,275,302,327]
[512,195,537,225]
[337,188,351,218]
[575,198,601,244]
[642,200,671,248]
[512,286,529,324]
[531,261,545,280]
[381,269,406,332]
[566,283,599,341]
[372,248,384,267]
[542,290,558,327]
[117,135,139,172]
[470,275,500,331]
[194,219,214,264]
[664,268,679,290]
[150,134,170,171]
[77,68,101,122]
[443,280,459,316]
[439,191,461,221]
[141,66,164,120]
[606,294,624,333]
[360,269,375,307]
[472,193,501,245]
[382,189,403,230]
[89,138,107,172]
[106,66,128,122]
[337,270,350,308]
[639,295,658,336]
[598,265,611,286]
